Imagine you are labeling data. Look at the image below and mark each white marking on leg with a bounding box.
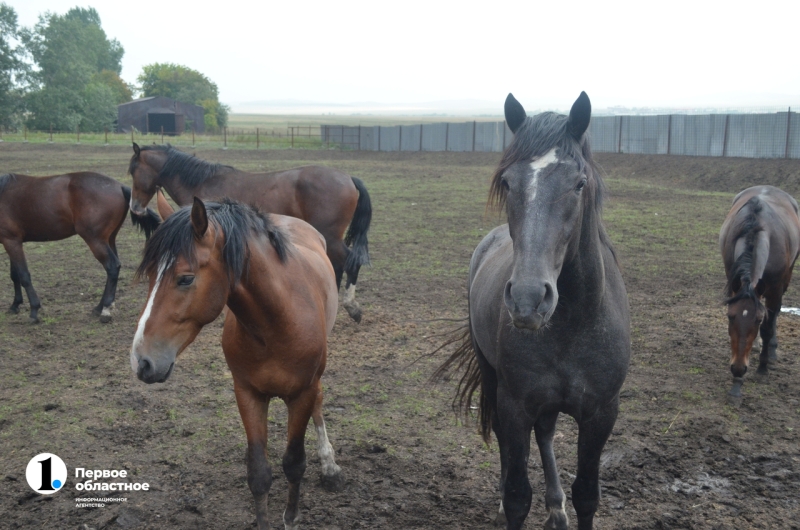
[498,499,505,516]
[342,284,357,310]
[101,307,112,318]
[315,421,341,477]
[130,261,166,373]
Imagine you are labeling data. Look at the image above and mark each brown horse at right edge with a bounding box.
[720,185,800,404]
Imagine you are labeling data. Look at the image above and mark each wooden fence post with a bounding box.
[49,124,53,143]
[256,127,260,150]
[290,127,294,148]
[224,127,228,149]
[160,126,164,145]
[76,126,80,144]
[23,125,27,143]
[105,128,109,146]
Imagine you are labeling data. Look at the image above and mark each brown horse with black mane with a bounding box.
[130,197,342,530]
[0,172,160,323]
[127,143,371,322]
[720,185,800,404]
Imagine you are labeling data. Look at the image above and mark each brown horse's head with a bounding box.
[130,198,229,383]
[128,143,163,215]
[726,281,765,378]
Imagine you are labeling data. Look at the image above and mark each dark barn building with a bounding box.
[117,97,205,135]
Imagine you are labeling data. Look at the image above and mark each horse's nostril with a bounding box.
[138,357,153,377]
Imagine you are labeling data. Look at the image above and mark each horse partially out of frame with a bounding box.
[0,172,159,323]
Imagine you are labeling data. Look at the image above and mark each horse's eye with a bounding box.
[500,177,509,190]
[177,275,195,287]
[576,178,587,192]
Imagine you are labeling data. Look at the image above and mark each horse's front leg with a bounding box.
[573,395,619,530]
[496,385,533,530]
[534,412,568,530]
[282,384,319,530]
[310,378,343,491]
[757,295,782,376]
[3,241,41,323]
[233,382,272,530]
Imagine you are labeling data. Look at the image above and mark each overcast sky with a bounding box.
[10,0,800,113]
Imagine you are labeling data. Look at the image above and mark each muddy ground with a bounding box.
[0,144,799,529]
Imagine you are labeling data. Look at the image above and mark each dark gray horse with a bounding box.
[436,92,630,530]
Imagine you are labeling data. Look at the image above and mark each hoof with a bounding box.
[544,509,569,530]
[753,370,769,384]
[495,510,507,527]
[29,316,40,324]
[7,305,20,315]
[726,393,742,407]
[320,472,345,492]
[99,313,112,324]
[345,306,362,323]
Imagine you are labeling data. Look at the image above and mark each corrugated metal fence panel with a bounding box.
[474,122,505,152]
[787,113,800,158]
[377,126,400,151]
[358,126,375,151]
[726,113,789,158]
[669,115,727,156]
[400,125,421,151]
[589,116,619,153]
[620,115,670,154]
[422,123,448,151]
[447,122,472,152]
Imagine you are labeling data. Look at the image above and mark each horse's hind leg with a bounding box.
[573,394,619,530]
[234,383,273,530]
[310,378,343,491]
[534,412,569,530]
[343,262,362,323]
[283,385,320,530]
[3,241,41,323]
[8,262,22,314]
[83,238,120,323]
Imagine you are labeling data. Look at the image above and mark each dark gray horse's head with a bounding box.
[492,92,596,330]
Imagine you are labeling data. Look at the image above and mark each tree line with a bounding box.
[0,4,229,133]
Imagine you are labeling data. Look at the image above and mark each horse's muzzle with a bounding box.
[137,357,174,384]
[504,279,556,331]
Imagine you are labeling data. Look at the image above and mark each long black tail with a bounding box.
[344,176,372,274]
[430,322,493,444]
[121,185,161,240]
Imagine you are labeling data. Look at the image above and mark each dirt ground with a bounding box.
[0,144,799,529]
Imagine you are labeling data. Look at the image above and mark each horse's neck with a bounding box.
[560,212,607,307]
[160,173,201,206]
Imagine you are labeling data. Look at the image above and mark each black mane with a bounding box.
[0,173,16,196]
[136,199,290,286]
[134,145,233,188]
[725,197,764,306]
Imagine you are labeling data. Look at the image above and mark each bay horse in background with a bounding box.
[0,172,160,323]
[130,197,342,530]
[720,185,800,404]
[127,143,372,322]
[435,93,630,530]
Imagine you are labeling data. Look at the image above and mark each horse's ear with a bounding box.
[157,189,175,220]
[504,93,527,134]
[132,142,140,157]
[191,197,208,239]
[567,91,591,139]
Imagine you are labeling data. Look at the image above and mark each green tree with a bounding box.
[0,3,27,128]
[21,7,125,131]
[138,63,229,132]
[92,70,132,104]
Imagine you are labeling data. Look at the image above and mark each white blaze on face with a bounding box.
[526,147,560,203]
[130,261,167,373]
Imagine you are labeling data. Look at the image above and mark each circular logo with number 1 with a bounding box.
[26,453,67,494]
